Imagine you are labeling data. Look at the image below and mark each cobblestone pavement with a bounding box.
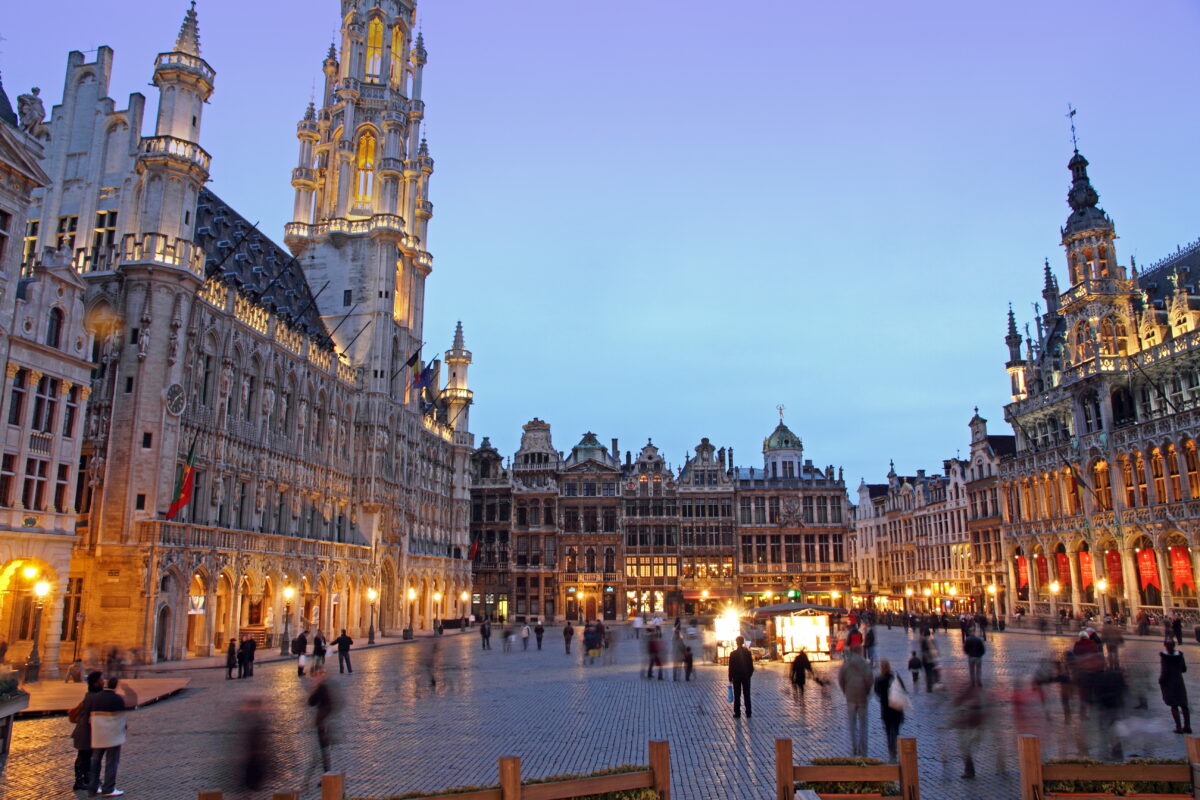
[8,626,1200,800]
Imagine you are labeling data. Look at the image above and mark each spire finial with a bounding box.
[1007,303,1019,337]
[175,1,201,56]
[453,320,464,350]
[777,404,785,423]
[1067,104,1079,153]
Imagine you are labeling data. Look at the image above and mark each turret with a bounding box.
[1005,305,1023,364]
[443,321,472,432]
[151,2,214,144]
[1061,149,1123,286]
[1042,258,1059,314]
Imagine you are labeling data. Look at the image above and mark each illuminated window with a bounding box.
[1168,444,1183,500]
[365,18,384,80]
[355,131,376,206]
[22,219,39,271]
[1093,460,1113,511]
[390,26,405,89]
[1151,448,1167,502]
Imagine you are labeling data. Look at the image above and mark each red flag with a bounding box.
[468,539,480,560]
[166,434,198,520]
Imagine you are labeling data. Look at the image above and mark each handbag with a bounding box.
[298,654,308,668]
[727,684,734,703]
[888,676,911,712]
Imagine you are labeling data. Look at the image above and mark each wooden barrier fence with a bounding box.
[1018,734,1200,800]
[775,737,920,800]
[197,742,669,800]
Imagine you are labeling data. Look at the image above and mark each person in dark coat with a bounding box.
[292,630,309,677]
[534,620,545,650]
[237,697,272,790]
[1160,639,1192,733]
[312,630,327,672]
[1172,615,1184,646]
[306,669,337,778]
[242,635,257,678]
[69,670,104,790]
[226,638,239,680]
[874,659,907,763]
[332,629,353,674]
[479,620,491,650]
[563,622,574,654]
[789,648,815,696]
[728,635,755,718]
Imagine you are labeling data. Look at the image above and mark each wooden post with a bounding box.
[1018,734,1044,800]
[649,739,671,800]
[1188,738,1200,800]
[897,737,919,800]
[321,773,345,800]
[499,756,521,800]
[271,793,298,800]
[775,739,794,800]
[198,793,223,800]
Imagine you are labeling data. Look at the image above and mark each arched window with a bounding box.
[390,25,405,89]
[585,547,596,573]
[1151,447,1167,502]
[365,18,384,80]
[355,131,376,206]
[46,308,64,349]
[1075,321,1095,362]
[1120,455,1136,507]
[1062,468,1081,515]
[1134,452,1149,505]
[604,547,615,573]
[1167,444,1182,500]
[565,548,577,573]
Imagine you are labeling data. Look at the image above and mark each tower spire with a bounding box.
[452,320,465,351]
[175,1,201,56]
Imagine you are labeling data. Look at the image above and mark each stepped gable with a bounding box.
[195,187,334,350]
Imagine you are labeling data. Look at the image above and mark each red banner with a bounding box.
[1056,552,1072,586]
[1170,546,1195,592]
[1105,549,1123,588]
[1079,551,1094,589]
[1138,548,1161,590]
[1035,555,1049,588]
[1017,556,1029,588]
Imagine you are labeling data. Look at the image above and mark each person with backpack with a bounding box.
[520,622,531,650]
[291,630,309,677]
[838,646,873,755]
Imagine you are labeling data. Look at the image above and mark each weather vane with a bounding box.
[777,404,785,423]
[1067,104,1079,152]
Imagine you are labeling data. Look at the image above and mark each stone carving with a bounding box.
[17,88,49,139]
[137,329,150,360]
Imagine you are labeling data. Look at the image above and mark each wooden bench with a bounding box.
[1018,734,1200,800]
[197,741,670,800]
[775,737,920,800]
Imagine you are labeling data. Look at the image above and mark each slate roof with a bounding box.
[987,435,1016,457]
[194,188,334,350]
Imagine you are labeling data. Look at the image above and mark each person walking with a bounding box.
[237,697,273,791]
[838,646,873,756]
[563,621,575,654]
[68,670,104,791]
[306,669,338,780]
[672,630,687,680]
[292,630,309,677]
[1102,621,1124,669]
[919,628,939,691]
[520,623,531,651]
[332,629,353,674]
[790,647,815,696]
[864,624,877,665]
[728,635,754,718]
[534,620,544,650]
[907,651,922,692]
[1173,615,1185,646]
[225,638,238,680]
[963,630,986,687]
[874,660,908,763]
[479,620,491,650]
[632,615,644,639]
[86,677,138,797]
[312,630,327,672]
[645,628,664,678]
[1160,639,1192,733]
[951,682,986,778]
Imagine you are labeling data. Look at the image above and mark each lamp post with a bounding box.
[367,587,377,645]
[987,584,999,629]
[1050,581,1062,633]
[460,590,470,629]
[24,580,50,683]
[280,586,295,656]
[406,587,416,639]
[433,591,442,634]
[1096,578,1109,617]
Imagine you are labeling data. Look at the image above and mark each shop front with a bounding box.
[753,601,846,662]
[682,587,736,617]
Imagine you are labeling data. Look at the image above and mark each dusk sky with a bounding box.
[4,1,1198,487]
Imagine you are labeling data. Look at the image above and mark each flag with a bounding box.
[404,346,421,375]
[412,362,436,392]
[166,434,199,521]
[469,540,480,560]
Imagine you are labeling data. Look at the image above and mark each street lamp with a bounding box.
[406,586,416,638]
[433,591,442,631]
[280,585,295,656]
[1049,580,1062,633]
[24,580,50,682]
[1096,577,1109,616]
[459,590,470,627]
[367,587,378,645]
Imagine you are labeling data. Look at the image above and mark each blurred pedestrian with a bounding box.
[292,630,309,677]
[790,647,815,696]
[644,628,663,678]
[907,651,922,693]
[1093,665,1128,759]
[964,629,986,687]
[479,620,491,650]
[874,660,908,763]
[312,630,327,672]
[68,670,104,790]
[244,634,257,677]
[1101,621,1124,669]
[534,620,544,650]
[632,615,644,639]
[919,629,939,691]
[683,645,694,680]
[672,630,687,680]
[225,638,238,680]
[65,659,84,683]
[237,697,273,791]
[864,624,877,665]
[950,682,986,778]
[728,635,754,718]
[1160,639,1192,733]
[520,622,531,651]
[332,629,353,674]
[502,624,514,653]
[306,669,337,780]
[87,677,138,797]
[563,621,574,654]
[1172,615,1184,646]
[838,645,872,755]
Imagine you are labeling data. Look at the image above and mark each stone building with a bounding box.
[1000,147,1200,621]
[0,77,93,670]
[469,417,850,622]
[850,455,973,612]
[7,0,473,665]
[965,412,1014,617]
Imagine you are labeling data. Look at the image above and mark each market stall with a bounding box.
[753,601,845,662]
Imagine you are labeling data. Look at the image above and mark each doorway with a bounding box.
[155,606,173,662]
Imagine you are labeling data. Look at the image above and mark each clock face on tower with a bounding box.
[165,383,187,416]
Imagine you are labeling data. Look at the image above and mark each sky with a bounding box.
[3,1,1199,488]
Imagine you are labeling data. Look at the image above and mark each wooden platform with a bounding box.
[16,677,191,716]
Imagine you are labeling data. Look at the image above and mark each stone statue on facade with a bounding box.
[137,329,150,360]
[17,88,49,139]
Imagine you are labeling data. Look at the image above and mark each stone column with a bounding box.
[1120,547,1140,617]
[1156,546,1175,611]
[1068,553,1083,616]
[1005,554,1019,617]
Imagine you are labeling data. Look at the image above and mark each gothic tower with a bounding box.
[284,0,430,398]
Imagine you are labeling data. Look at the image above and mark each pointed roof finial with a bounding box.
[453,320,464,350]
[419,136,430,157]
[175,1,201,56]
[1067,104,1079,153]
[1043,258,1055,291]
[777,403,785,423]
[1007,303,1019,338]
